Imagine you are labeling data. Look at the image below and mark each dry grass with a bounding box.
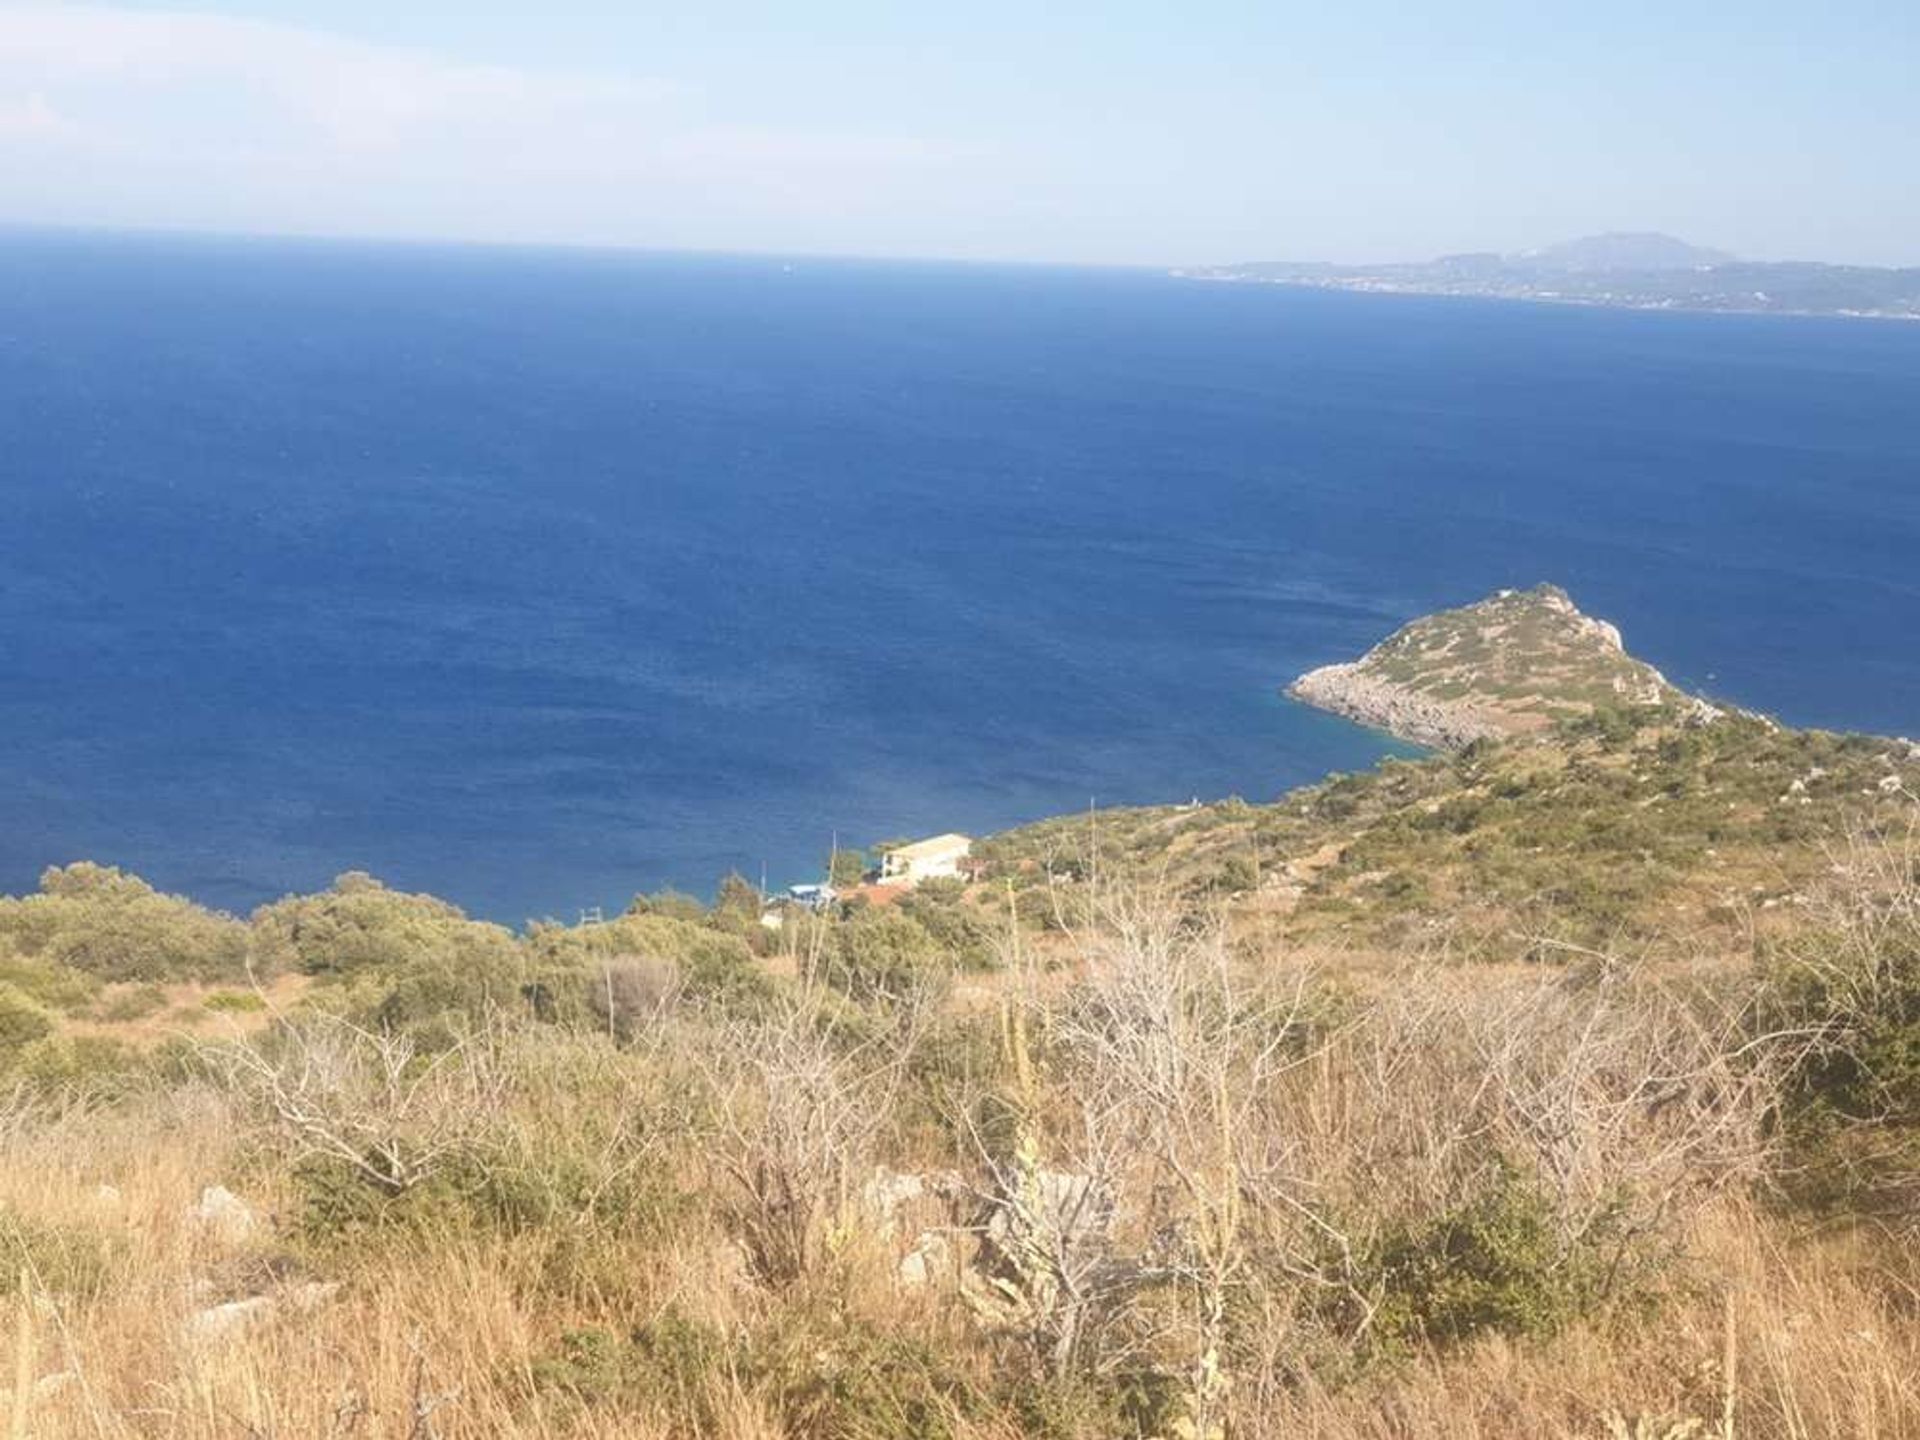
[4,838,1918,1439]
[1242,1197,1920,1440]
[5,1076,1914,1439]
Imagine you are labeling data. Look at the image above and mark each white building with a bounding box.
[879,833,973,886]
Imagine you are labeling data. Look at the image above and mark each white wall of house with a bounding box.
[880,834,971,885]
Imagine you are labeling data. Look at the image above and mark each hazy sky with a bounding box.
[2,1,1916,265]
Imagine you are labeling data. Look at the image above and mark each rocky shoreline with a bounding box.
[1286,663,1505,750]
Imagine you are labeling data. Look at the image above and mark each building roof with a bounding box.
[884,832,973,862]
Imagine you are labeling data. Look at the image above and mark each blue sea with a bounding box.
[3,231,1918,922]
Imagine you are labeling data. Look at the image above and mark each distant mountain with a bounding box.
[1519,232,1736,272]
[1178,234,1920,319]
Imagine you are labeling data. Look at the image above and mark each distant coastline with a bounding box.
[1179,231,1920,322]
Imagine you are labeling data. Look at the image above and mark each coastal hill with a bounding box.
[985,582,1914,963]
[1179,231,1920,319]
[1287,582,1686,747]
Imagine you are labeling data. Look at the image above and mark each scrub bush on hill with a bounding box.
[202,988,266,1013]
[828,908,943,999]
[217,1014,514,1211]
[0,1202,121,1301]
[624,887,709,924]
[90,983,169,1023]
[525,910,773,1018]
[1757,819,1920,1218]
[3,1032,146,1093]
[1327,1161,1641,1358]
[899,879,1001,971]
[0,954,96,1013]
[252,871,527,1032]
[252,870,516,979]
[0,861,251,982]
[580,955,682,1042]
[698,994,915,1287]
[227,1022,696,1290]
[709,869,771,944]
[828,847,871,888]
[0,982,56,1059]
[3,974,149,1097]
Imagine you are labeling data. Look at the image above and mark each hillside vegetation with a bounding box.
[4,590,1919,1439]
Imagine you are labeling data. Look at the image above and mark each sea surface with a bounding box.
[3,231,1918,921]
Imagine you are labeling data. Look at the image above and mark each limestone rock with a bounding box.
[186,1281,340,1345]
[186,1185,262,1247]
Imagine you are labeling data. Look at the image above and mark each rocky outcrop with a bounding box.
[1288,662,1508,749]
[1287,584,1683,749]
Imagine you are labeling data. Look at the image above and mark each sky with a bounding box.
[1,1,1916,266]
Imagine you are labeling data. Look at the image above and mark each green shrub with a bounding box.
[828,909,941,999]
[752,1316,987,1440]
[582,955,680,1042]
[827,847,871,888]
[1758,866,1920,1214]
[1332,1163,1634,1356]
[534,1309,990,1440]
[2,1032,146,1092]
[531,1311,737,1427]
[290,1144,684,1267]
[0,955,98,1013]
[0,863,252,982]
[527,911,772,1017]
[708,871,770,943]
[0,982,56,1061]
[624,888,709,924]
[254,873,527,1033]
[353,949,529,1035]
[0,1204,120,1300]
[898,884,1000,971]
[1210,853,1260,894]
[1569,704,1644,747]
[252,871,517,978]
[1376,869,1429,906]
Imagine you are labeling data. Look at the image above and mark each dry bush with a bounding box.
[961,878,1808,1433]
[585,954,683,1044]
[1023,892,1322,1431]
[1340,960,1785,1238]
[1216,955,1797,1404]
[206,1014,509,1197]
[696,991,924,1287]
